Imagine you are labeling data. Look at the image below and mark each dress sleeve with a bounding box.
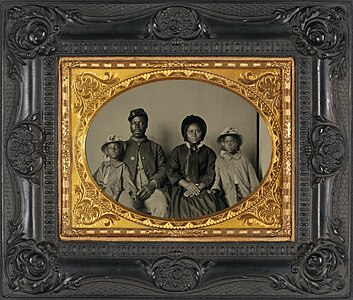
[166,147,184,185]
[211,157,222,192]
[149,144,168,187]
[199,148,216,188]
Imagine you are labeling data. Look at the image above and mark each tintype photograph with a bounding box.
[1,1,352,299]
[85,80,270,219]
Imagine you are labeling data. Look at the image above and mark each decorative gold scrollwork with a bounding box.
[237,198,282,227]
[141,229,208,237]
[73,184,120,226]
[59,57,295,241]
[144,62,209,68]
[238,71,282,108]
[73,72,120,116]
[237,178,283,227]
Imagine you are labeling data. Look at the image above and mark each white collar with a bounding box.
[185,142,204,150]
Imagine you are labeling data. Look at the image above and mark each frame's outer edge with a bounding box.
[1,0,352,298]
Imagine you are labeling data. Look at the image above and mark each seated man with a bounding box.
[120,108,169,218]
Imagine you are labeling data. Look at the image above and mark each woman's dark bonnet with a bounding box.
[181,115,207,141]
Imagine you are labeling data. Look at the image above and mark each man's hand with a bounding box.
[137,181,156,201]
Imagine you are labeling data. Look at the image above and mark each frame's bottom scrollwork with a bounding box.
[4,218,347,296]
[5,218,83,294]
[269,218,347,295]
[137,250,215,292]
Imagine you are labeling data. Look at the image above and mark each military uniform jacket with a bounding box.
[123,137,167,188]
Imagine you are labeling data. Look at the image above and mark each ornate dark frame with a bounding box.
[1,1,351,298]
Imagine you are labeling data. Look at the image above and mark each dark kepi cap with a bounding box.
[128,108,148,122]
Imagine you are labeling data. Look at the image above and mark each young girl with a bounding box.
[211,128,259,206]
[93,134,138,205]
[166,115,227,219]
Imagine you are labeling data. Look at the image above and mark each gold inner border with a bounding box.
[58,56,295,242]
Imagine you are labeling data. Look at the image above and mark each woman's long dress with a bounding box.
[166,144,227,219]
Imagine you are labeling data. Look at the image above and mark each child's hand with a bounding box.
[208,188,221,195]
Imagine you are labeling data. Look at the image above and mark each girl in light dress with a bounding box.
[211,128,259,206]
[93,134,138,205]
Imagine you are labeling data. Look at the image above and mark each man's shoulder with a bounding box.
[146,138,159,146]
[124,138,134,145]
[125,137,161,146]
[144,138,164,150]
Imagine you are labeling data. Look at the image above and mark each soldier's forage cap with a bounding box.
[128,108,148,122]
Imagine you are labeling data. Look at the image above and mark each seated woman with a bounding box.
[93,134,137,204]
[165,115,227,219]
